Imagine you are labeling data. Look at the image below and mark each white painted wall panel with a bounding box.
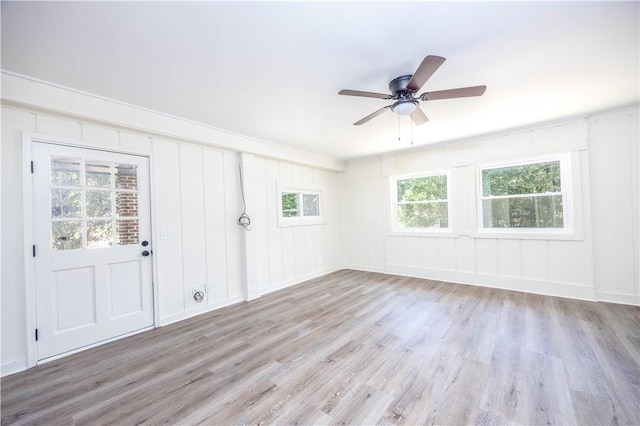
[547,241,594,286]
[521,240,548,282]
[265,159,284,287]
[420,238,438,270]
[239,155,343,293]
[304,226,317,275]
[385,237,405,267]
[249,157,271,293]
[1,107,36,375]
[475,239,498,276]
[343,157,385,271]
[203,149,229,303]
[437,238,456,272]
[82,123,120,147]
[151,139,185,320]
[293,227,306,278]
[120,132,150,152]
[222,151,244,300]
[281,227,296,284]
[456,237,475,274]
[404,237,422,268]
[36,114,81,139]
[179,145,208,311]
[589,110,639,304]
[497,240,521,279]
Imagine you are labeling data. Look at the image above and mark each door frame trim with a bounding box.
[22,132,156,368]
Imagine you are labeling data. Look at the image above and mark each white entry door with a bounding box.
[31,142,154,360]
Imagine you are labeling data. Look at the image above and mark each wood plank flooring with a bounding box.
[2,270,639,425]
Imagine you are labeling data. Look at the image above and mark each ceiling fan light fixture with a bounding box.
[391,100,418,115]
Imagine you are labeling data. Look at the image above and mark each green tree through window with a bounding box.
[393,173,449,229]
[481,159,564,228]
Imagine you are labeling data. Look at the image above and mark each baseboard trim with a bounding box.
[596,291,640,306]
[1,358,27,378]
[259,266,344,296]
[158,296,245,327]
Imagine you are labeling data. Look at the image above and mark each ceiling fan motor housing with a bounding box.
[389,75,413,96]
[389,75,418,115]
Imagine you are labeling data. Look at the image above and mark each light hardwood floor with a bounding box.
[2,270,639,425]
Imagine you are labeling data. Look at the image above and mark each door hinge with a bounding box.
[32,245,36,257]
[35,329,38,341]
[30,161,34,173]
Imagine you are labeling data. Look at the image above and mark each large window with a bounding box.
[277,184,323,227]
[390,171,450,232]
[479,155,568,230]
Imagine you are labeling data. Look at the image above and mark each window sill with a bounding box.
[388,228,458,238]
[278,217,326,228]
[472,228,583,241]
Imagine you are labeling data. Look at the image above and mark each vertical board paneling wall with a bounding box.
[344,111,639,304]
[243,154,344,295]
[153,139,245,325]
[588,110,640,304]
[1,106,344,375]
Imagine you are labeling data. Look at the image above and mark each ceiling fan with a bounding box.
[339,55,486,126]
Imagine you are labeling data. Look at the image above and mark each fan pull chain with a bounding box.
[397,113,401,142]
[411,118,414,145]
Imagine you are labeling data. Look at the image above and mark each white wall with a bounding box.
[1,103,344,376]
[241,154,344,297]
[345,109,639,305]
[588,109,640,305]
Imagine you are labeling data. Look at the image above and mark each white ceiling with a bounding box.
[1,1,638,160]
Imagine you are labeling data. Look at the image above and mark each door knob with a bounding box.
[141,241,149,246]
[142,250,150,257]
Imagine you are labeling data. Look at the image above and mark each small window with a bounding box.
[390,171,451,232]
[277,184,323,227]
[479,155,568,231]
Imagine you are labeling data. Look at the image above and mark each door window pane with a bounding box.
[116,192,138,217]
[48,156,144,251]
[87,220,113,248]
[51,189,82,218]
[51,157,81,187]
[116,164,138,190]
[116,220,139,245]
[52,221,83,251]
[86,191,112,217]
[86,162,112,188]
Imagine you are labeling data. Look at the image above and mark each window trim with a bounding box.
[388,170,454,235]
[276,182,324,227]
[475,153,575,238]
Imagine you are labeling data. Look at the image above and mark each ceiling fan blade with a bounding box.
[354,105,392,125]
[407,55,446,92]
[338,89,392,99]
[420,85,487,101]
[410,107,429,125]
